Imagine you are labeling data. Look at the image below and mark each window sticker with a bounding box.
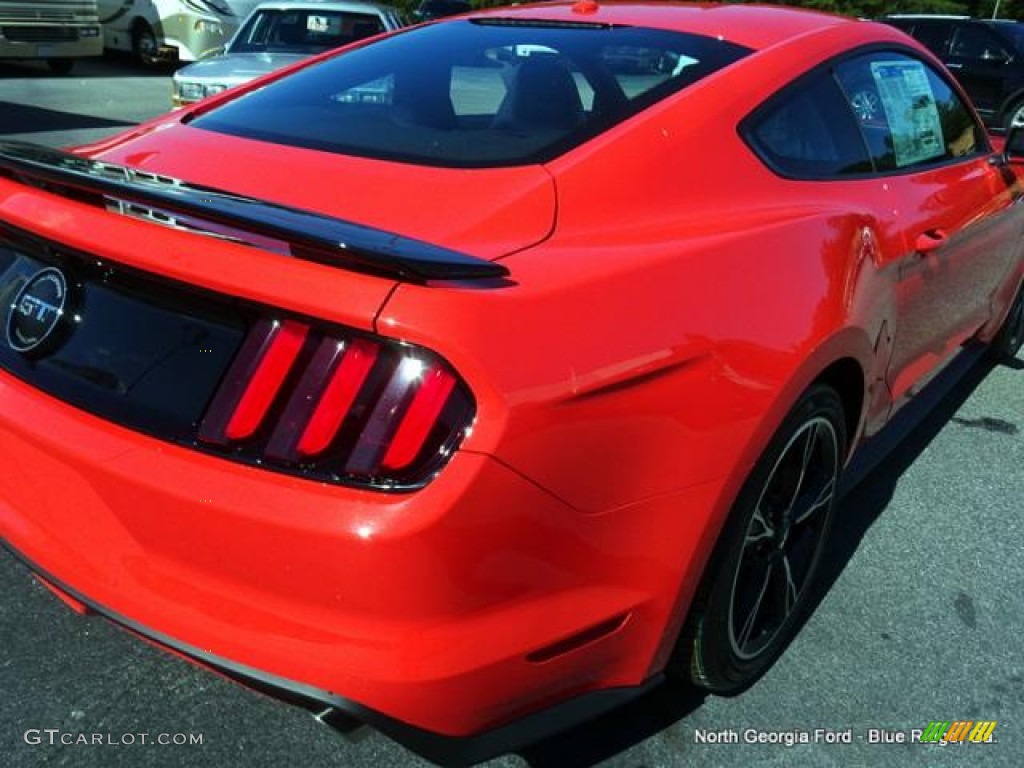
[308,15,340,35]
[870,60,944,167]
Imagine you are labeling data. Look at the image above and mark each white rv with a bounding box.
[0,0,102,73]
[98,0,261,64]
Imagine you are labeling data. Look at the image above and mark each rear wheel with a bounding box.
[991,282,1024,362]
[1004,99,1024,133]
[132,21,160,67]
[674,384,845,694]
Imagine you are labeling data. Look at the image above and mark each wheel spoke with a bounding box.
[780,554,799,614]
[786,424,818,514]
[794,475,835,525]
[744,507,775,547]
[736,562,774,652]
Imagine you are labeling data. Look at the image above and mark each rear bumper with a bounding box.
[0,366,723,751]
[2,544,663,766]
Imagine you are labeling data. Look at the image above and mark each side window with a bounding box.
[909,21,953,56]
[743,71,872,178]
[950,24,1011,61]
[835,52,984,172]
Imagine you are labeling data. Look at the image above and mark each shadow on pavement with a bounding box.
[514,345,1000,768]
[820,345,996,599]
[0,55,177,79]
[517,678,705,768]
[0,102,136,136]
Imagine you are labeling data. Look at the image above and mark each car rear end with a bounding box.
[1,112,708,754]
[0,136,667,744]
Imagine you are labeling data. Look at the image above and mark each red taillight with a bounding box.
[382,366,456,471]
[198,317,473,489]
[198,319,309,444]
[295,338,380,458]
[225,321,308,440]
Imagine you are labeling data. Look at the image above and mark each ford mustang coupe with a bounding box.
[1,1,1022,763]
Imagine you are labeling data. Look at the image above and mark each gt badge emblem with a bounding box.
[6,267,68,354]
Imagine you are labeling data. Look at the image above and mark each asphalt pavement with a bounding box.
[1,55,1022,768]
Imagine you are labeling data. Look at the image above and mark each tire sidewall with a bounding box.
[1005,99,1024,133]
[133,23,158,67]
[686,384,847,694]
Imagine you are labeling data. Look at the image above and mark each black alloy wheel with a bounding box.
[1004,99,1024,134]
[675,383,846,693]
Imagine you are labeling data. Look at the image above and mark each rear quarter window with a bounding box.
[743,48,987,180]
[743,70,871,178]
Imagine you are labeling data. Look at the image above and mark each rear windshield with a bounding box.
[190,19,750,167]
[228,8,386,55]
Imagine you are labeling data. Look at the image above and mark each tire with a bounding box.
[990,281,1024,362]
[132,22,160,67]
[673,383,846,694]
[46,59,74,75]
[1003,99,1024,133]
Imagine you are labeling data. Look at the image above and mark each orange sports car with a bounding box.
[1,1,1022,763]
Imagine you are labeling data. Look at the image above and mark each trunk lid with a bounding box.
[91,124,557,262]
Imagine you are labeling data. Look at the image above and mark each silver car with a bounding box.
[171,1,405,107]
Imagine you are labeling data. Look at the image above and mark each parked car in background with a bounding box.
[99,0,262,65]
[0,0,102,74]
[883,14,1024,130]
[413,0,470,21]
[172,1,404,106]
[1,2,1022,763]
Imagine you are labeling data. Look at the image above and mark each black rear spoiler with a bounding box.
[0,140,509,283]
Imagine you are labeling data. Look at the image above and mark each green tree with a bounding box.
[733,1,969,17]
[737,0,1024,19]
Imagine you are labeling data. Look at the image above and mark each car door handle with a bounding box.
[915,229,948,254]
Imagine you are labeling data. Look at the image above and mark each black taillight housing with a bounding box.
[198,317,474,490]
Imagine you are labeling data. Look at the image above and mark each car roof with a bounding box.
[883,15,1024,27]
[467,1,857,52]
[883,15,971,20]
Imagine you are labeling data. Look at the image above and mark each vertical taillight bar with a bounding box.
[343,357,425,475]
[296,338,380,456]
[263,336,380,461]
[198,319,309,444]
[381,367,456,470]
